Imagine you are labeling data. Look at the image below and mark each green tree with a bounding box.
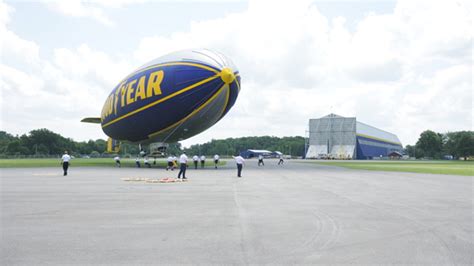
[404,145,416,158]
[0,131,16,154]
[6,140,21,155]
[445,131,474,160]
[167,142,182,156]
[416,130,443,159]
[36,144,49,156]
[94,139,107,153]
[27,128,75,155]
[119,142,139,156]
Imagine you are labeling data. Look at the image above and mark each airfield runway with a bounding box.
[1,160,472,265]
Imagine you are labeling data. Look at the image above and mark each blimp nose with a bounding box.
[220,67,235,84]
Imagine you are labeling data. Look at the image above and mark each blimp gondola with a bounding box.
[81,49,240,155]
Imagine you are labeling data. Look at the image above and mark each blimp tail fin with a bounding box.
[81,117,101,123]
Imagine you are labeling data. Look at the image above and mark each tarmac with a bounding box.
[1,159,472,265]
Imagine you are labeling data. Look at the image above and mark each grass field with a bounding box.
[310,160,473,176]
[0,158,227,168]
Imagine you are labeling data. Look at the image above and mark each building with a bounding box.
[305,114,403,160]
[388,151,403,160]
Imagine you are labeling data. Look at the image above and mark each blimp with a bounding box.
[82,49,240,155]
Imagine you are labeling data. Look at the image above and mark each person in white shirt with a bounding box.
[166,155,174,171]
[114,156,121,168]
[258,154,264,166]
[213,154,220,169]
[233,155,245,178]
[200,155,206,168]
[144,157,151,168]
[192,155,199,169]
[178,152,188,179]
[61,151,71,176]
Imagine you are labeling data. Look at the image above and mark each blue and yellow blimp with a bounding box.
[82,49,240,151]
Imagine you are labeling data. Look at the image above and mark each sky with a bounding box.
[0,0,472,148]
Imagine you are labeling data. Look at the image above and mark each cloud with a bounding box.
[132,0,472,146]
[0,0,136,141]
[40,0,150,26]
[1,0,472,148]
[0,1,40,66]
[53,44,132,86]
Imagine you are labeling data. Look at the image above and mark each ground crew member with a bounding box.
[200,155,206,168]
[278,155,284,165]
[192,155,199,169]
[135,157,141,168]
[144,157,151,168]
[258,154,264,166]
[177,152,188,179]
[233,155,245,178]
[172,156,178,169]
[114,155,121,167]
[214,154,220,169]
[61,151,71,176]
[166,155,174,170]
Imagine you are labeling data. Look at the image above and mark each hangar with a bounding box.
[240,149,282,159]
[305,114,403,159]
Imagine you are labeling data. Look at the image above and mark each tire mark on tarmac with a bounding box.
[276,209,341,263]
[291,173,458,265]
[250,169,342,263]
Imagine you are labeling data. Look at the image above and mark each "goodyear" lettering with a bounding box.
[101,70,164,121]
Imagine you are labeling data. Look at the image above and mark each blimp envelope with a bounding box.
[98,49,240,144]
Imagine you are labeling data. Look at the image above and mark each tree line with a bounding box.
[0,129,107,158]
[405,130,473,160]
[0,129,305,158]
[0,128,472,159]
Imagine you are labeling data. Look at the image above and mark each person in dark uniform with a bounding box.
[213,154,220,169]
[177,152,188,179]
[135,157,141,168]
[233,155,245,178]
[144,157,151,168]
[114,156,121,168]
[278,154,284,165]
[258,154,264,166]
[193,155,199,169]
[61,151,71,176]
[166,156,174,170]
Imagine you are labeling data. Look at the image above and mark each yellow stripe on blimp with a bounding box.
[119,62,219,84]
[148,83,229,139]
[102,74,220,128]
[356,133,401,146]
[221,83,231,116]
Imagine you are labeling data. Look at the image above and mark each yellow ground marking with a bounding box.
[32,173,59,176]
